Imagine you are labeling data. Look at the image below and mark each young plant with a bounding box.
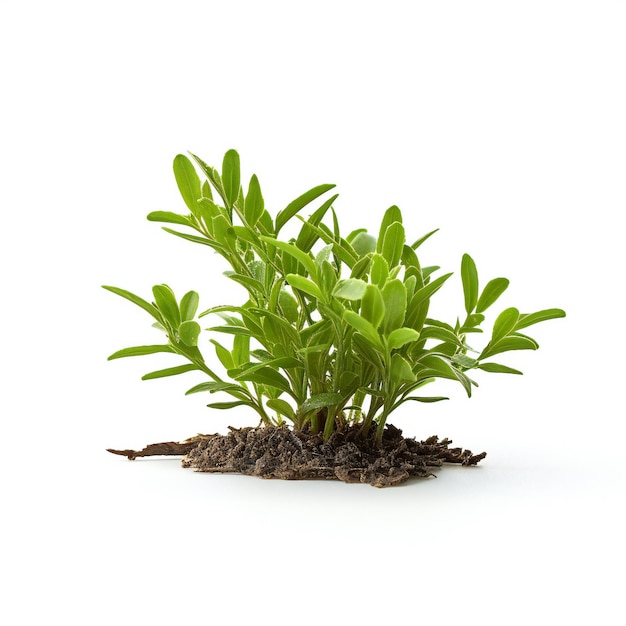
[104,149,565,446]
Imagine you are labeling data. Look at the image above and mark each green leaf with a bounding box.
[179,320,201,347]
[299,393,342,415]
[152,284,181,328]
[333,278,367,300]
[233,366,294,397]
[107,345,174,360]
[515,308,566,330]
[350,232,376,257]
[225,272,265,295]
[477,362,523,375]
[275,183,336,234]
[461,253,479,315]
[377,206,403,252]
[179,291,199,321]
[406,273,453,318]
[285,274,325,301]
[343,310,382,348]
[260,237,317,278]
[185,381,248,396]
[476,278,510,313]
[244,174,264,225]
[232,334,250,368]
[387,327,420,351]
[102,286,162,323]
[370,254,389,288]
[146,211,192,226]
[210,339,235,370]
[222,149,241,209]
[141,364,199,380]
[278,290,299,324]
[481,335,538,358]
[360,284,385,329]
[381,222,405,268]
[173,154,201,217]
[161,227,215,248]
[207,401,249,410]
[266,399,296,420]
[491,307,520,345]
[294,194,339,252]
[411,228,439,250]
[391,353,417,383]
[419,326,465,348]
[382,279,407,334]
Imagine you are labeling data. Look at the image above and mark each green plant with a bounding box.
[104,149,565,445]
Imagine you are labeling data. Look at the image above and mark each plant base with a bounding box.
[110,424,486,488]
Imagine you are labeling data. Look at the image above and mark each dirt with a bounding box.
[109,424,486,487]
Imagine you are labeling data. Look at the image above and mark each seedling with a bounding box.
[104,149,565,486]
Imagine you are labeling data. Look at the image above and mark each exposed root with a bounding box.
[107,434,217,460]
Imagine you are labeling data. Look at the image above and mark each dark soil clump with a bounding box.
[181,424,486,487]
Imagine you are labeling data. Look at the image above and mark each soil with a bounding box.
[109,424,486,488]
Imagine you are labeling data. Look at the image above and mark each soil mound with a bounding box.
[182,424,486,487]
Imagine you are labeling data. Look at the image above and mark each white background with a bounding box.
[1,1,624,624]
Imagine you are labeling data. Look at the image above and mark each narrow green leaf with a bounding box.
[152,284,181,328]
[285,274,325,301]
[333,278,367,300]
[381,222,405,268]
[161,227,215,248]
[387,327,420,351]
[185,381,248,396]
[225,272,265,295]
[180,291,199,321]
[260,237,317,278]
[244,174,264,225]
[222,149,241,208]
[343,310,382,348]
[173,154,201,217]
[476,278,510,313]
[382,279,407,334]
[477,362,523,375]
[205,325,251,336]
[377,206,403,252]
[481,335,538,358]
[107,345,174,360]
[207,401,249,410]
[179,320,200,347]
[146,211,192,226]
[275,183,336,234]
[419,326,465,348]
[210,339,235,370]
[299,393,342,415]
[406,272,453,316]
[515,308,566,330]
[142,364,199,380]
[294,194,339,252]
[360,284,385,329]
[188,152,226,203]
[491,307,520,345]
[461,253,479,315]
[411,228,439,250]
[102,286,162,323]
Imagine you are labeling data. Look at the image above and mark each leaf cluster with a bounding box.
[104,150,565,443]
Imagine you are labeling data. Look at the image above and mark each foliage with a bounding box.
[104,149,566,444]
